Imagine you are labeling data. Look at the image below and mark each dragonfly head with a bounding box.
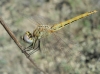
[22,31,33,44]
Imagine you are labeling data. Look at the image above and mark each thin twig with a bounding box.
[0,17,46,73]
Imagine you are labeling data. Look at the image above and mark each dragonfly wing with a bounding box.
[42,27,80,61]
[20,15,80,61]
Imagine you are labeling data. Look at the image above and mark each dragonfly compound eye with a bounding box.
[23,31,33,44]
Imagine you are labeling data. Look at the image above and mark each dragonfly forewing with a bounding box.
[21,10,97,58]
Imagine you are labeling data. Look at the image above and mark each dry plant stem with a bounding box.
[0,17,45,73]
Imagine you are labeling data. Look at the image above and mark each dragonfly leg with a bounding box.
[28,39,41,56]
[28,48,39,55]
[22,38,40,56]
[38,39,41,52]
[24,43,33,51]
[21,43,33,53]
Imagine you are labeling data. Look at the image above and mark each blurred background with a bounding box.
[0,0,100,74]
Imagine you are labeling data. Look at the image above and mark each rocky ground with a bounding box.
[0,0,100,74]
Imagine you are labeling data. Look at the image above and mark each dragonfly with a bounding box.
[22,10,97,56]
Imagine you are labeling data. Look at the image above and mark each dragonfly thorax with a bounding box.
[33,25,52,39]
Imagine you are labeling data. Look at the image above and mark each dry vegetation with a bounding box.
[0,0,100,74]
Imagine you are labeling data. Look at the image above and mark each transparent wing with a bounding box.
[40,29,77,61]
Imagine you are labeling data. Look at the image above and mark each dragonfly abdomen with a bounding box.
[51,10,97,31]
